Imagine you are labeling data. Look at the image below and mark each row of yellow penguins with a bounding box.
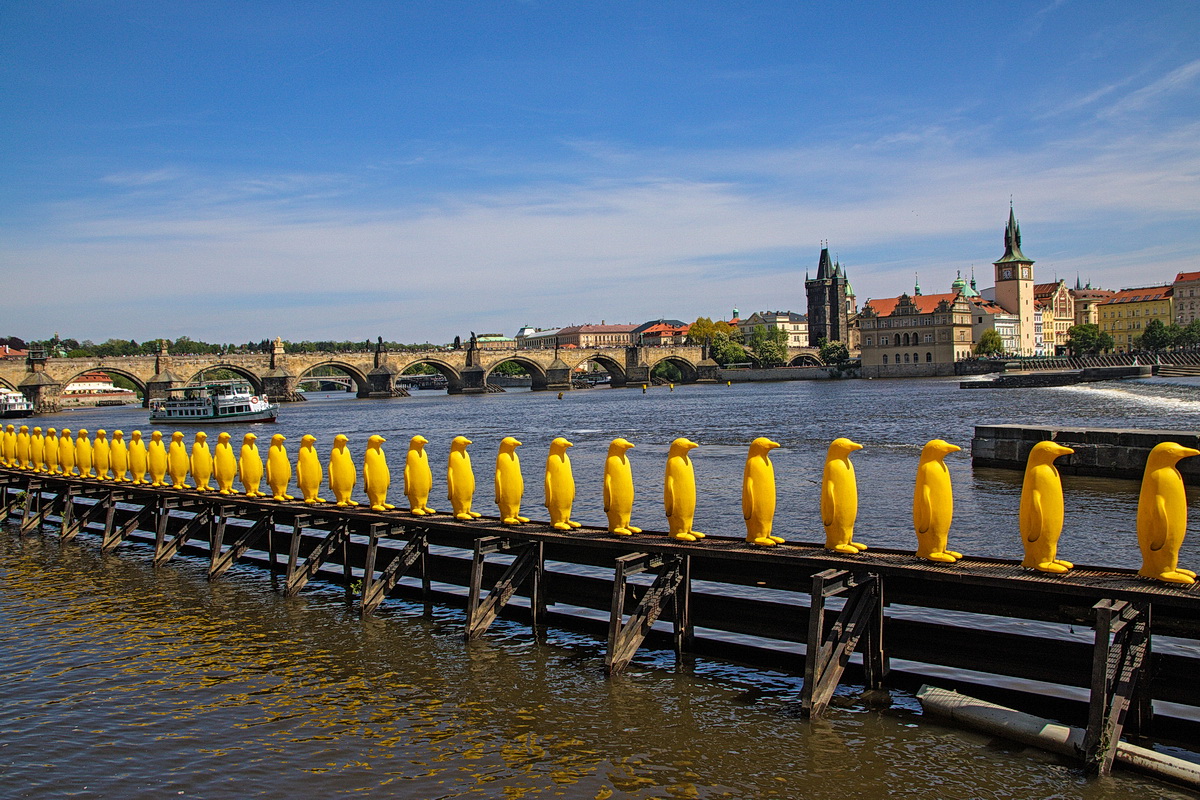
[1,425,1195,585]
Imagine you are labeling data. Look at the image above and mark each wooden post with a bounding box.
[209,512,272,581]
[284,518,347,597]
[801,569,886,718]
[361,525,428,617]
[1082,599,1151,776]
[464,536,543,640]
[605,552,687,675]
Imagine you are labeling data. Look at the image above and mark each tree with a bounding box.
[1136,319,1173,352]
[1179,320,1200,350]
[747,325,787,367]
[686,316,736,345]
[974,329,1004,357]
[1065,323,1113,356]
[818,339,850,365]
[707,331,747,367]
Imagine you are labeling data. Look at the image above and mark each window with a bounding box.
[883,354,888,364]
[904,353,910,363]
[865,337,872,346]
[894,334,901,346]
[895,352,901,364]
[913,353,919,364]
[926,352,933,362]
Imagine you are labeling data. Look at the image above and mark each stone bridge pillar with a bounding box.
[365,338,408,398]
[546,358,572,391]
[146,342,184,405]
[696,357,721,383]
[262,337,303,402]
[19,350,62,412]
[624,347,650,387]
[460,365,487,394]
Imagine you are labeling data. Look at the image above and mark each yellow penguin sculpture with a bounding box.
[30,427,45,472]
[191,431,214,492]
[1019,441,1076,573]
[214,432,237,495]
[44,428,60,475]
[147,430,168,487]
[664,438,704,541]
[743,437,781,547]
[93,430,111,480]
[1136,441,1199,585]
[494,437,528,525]
[447,436,482,520]
[239,433,265,497]
[58,428,76,476]
[363,434,394,511]
[603,438,641,535]
[16,425,32,470]
[266,433,294,501]
[296,434,325,504]
[73,428,92,477]
[328,434,358,506]
[128,431,148,484]
[913,439,963,563]
[545,437,581,530]
[168,431,190,489]
[821,437,867,554]
[1,424,14,467]
[403,435,436,515]
[110,430,128,481]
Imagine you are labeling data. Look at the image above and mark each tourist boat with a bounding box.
[0,388,35,418]
[148,381,278,423]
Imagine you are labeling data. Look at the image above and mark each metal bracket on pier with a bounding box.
[361,524,429,617]
[1082,598,1152,776]
[605,552,691,676]
[465,536,545,641]
[801,569,887,718]
[208,508,272,579]
[20,481,67,535]
[285,516,349,597]
[151,502,213,565]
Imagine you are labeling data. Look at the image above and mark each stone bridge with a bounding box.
[0,340,822,412]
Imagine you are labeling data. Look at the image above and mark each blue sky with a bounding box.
[3,1,1199,344]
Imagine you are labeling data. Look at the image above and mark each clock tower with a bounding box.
[993,205,1035,355]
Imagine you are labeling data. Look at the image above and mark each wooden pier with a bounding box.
[2,466,1198,775]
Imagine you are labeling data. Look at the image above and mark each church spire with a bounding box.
[996,203,1032,264]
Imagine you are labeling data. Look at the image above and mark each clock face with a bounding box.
[1021,267,1031,279]
[1001,268,1013,280]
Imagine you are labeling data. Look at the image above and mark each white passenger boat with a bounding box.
[149,381,278,423]
[0,389,35,418]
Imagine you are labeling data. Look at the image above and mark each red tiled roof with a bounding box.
[557,324,637,334]
[864,291,960,317]
[1100,286,1172,304]
[1175,271,1200,283]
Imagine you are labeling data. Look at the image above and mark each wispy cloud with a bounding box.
[1101,58,1200,118]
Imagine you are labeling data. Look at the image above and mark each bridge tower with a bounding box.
[18,348,62,413]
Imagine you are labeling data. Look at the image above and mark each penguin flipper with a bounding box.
[820,479,835,528]
[603,472,612,513]
[1026,488,1044,543]
[1150,495,1170,551]
[742,475,753,521]
[664,474,675,516]
[915,483,932,534]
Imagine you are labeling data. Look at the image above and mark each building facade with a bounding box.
[1173,271,1200,326]
[969,297,1020,355]
[1098,286,1174,352]
[1034,280,1074,355]
[992,206,1037,355]
[632,319,690,346]
[555,324,637,349]
[805,246,850,346]
[1070,281,1116,327]
[858,291,975,377]
[737,311,808,347]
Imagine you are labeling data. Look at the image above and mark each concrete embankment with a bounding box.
[961,365,1153,389]
[972,424,1200,481]
[718,365,858,382]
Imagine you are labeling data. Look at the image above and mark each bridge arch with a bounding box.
[572,352,628,387]
[0,376,19,392]
[645,353,699,383]
[398,358,464,393]
[482,355,550,391]
[60,367,150,403]
[185,364,265,395]
[296,361,370,395]
[789,353,822,366]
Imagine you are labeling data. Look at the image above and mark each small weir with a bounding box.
[2,466,1198,780]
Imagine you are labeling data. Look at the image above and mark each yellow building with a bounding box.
[1034,280,1074,355]
[1070,281,1115,327]
[1098,286,1173,352]
[858,291,975,377]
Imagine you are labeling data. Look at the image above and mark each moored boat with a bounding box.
[0,388,35,418]
[149,381,278,423]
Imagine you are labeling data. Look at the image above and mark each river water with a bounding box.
[2,377,1199,798]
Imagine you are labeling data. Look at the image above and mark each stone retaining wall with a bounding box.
[972,424,1200,482]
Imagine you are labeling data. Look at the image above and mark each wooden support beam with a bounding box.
[605,552,689,675]
[465,536,544,641]
[1082,599,1151,776]
[285,518,348,597]
[0,478,32,525]
[20,482,64,534]
[60,492,116,541]
[103,503,155,552]
[208,511,272,580]
[361,524,428,617]
[801,569,886,718]
[153,506,214,566]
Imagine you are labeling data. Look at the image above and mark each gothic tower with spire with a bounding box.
[805,245,850,346]
[993,205,1036,355]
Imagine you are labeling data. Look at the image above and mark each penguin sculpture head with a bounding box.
[216,432,230,445]
[409,435,428,450]
[668,438,699,457]
[368,434,386,450]
[47,428,57,438]
[95,429,106,439]
[749,437,780,457]
[20,425,30,435]
[450,435,472,451]
[151,431,163,442]
[1028,441,1073,464]
[112,430,122,440]
[130,430,141,443]
[333,433,349,450]
[171,431,184,444]
[33,427,42,435]
[60,428,71,438]
[242,433,257,446]
[1147,441,1200,466]
[827,437,863,458]
[270,433,286,447]
[195,431,208,444]
[549,437,573,455]
[919,439,961,461]
[608,438,635,456]
[3,424,11,434]
[499,436,522,452]
[300,434,316,448]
